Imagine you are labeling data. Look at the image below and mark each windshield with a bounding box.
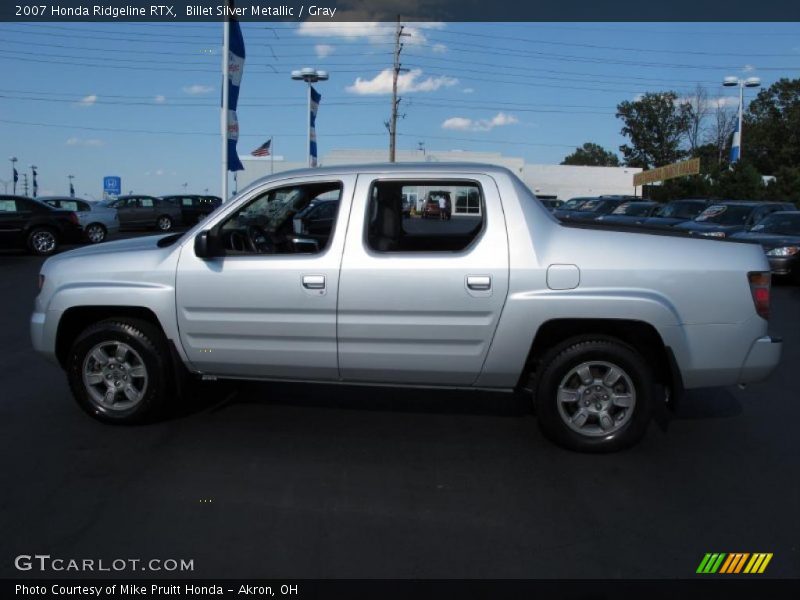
[612,203,653,216]
[695,204,753,225]
[654,201,706,218]
[579,199,617,212]
[562,198,591,210]
[749,213,800,235]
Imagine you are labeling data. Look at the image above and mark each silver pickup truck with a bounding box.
[30,164,782,452]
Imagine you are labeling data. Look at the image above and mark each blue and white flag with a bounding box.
[70,182,75,197]
[225,17,245,172]
[32,167,38,197]
[730,117,741,164]
[309,86,321,167]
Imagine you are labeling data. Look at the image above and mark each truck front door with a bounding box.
[175,175,355,380]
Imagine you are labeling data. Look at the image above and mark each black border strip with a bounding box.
[2,1,800,22]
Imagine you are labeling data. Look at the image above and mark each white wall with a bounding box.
[522,164,642,200]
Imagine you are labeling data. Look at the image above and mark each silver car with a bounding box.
[39,196,119,244]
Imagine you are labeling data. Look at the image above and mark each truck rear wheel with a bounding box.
[66,318,171,424]
[534,337,653,452]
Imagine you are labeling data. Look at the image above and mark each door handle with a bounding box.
[302,275,326,290]
[466,275,491,291]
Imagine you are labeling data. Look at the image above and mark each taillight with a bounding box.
[68,212,80,226]
[748,272,771,320]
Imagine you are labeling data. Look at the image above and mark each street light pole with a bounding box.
[68,174,75,197]
[291,68,328,167]
[9,156,17,194]
[723,76,760,163]
[30,164,37,198]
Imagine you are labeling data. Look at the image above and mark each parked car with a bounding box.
[31,164,782,453]
[40,196,119,244]
[161,195,222,225]
[674,201,796,239]
[638,199,710,230]
[539,198,564,211]
[100,195,182,232]
[729,211,800,281]
[292,197,339,245]
[595,201,659,225]
[422,191,452,219]
[556,196,628,223]
[553,197,593,217]
[0,195,83,256]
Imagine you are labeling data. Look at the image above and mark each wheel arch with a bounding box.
[518,318,679,393]
[55,306,166,368]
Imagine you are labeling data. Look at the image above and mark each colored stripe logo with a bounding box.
[696,552,773,574]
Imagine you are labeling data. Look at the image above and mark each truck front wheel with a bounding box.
[534,337,653,452]
[66,318,171,424]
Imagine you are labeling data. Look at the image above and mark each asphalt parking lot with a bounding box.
[1,234,798,579]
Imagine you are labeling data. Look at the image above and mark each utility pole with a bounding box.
[389,15,410,162]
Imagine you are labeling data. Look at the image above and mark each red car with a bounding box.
[422,198,442,219]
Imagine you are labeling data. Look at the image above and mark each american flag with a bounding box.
[251,139,271,157]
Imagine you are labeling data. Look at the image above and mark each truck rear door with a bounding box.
[337,172,509,386]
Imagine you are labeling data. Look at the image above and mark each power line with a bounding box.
[430,26,800,58]
[0,117,389,138]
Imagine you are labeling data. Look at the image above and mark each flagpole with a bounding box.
[270,136,274,175]
[307,83,312,167]
[221,18,230,202]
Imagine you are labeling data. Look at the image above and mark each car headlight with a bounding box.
[766,246,800,257]
[699,231,726,238]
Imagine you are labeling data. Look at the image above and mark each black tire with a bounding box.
[27,226,59,256]
[85,223,107,244]
[156,215,173,231]
[66,318,172,424]
[534,337,654,453]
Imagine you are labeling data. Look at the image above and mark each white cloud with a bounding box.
[66,137,104,147]
[315,44,335,58]
[296,21,445,50]
[432,43,447,53]
[347,68,458,95]
[462,88,475,94]
[742,64,756,73]
[182,84,214,95]
[154,95,166,104]
[677,94,740,110]
[74,94,97,108]
[441,112,519,132]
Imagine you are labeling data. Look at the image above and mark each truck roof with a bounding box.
[248,162,518,186]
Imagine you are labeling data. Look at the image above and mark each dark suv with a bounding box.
[161,195,222,225]
[292,198,339,244]
[0,195,83,255]
[674,201,796,239]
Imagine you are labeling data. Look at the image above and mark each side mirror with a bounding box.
[194,230,216,259]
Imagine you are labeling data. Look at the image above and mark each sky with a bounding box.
[0,21,799,198]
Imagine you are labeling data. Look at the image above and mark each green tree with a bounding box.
[744,78,800,175]
[764,166,800,203]
[560,142,620,167]
[714,161,766,199]
[616,91,692,169]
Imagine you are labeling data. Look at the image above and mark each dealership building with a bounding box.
[238,148,642,201]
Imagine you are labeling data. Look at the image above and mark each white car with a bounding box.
[39,197,120,243]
